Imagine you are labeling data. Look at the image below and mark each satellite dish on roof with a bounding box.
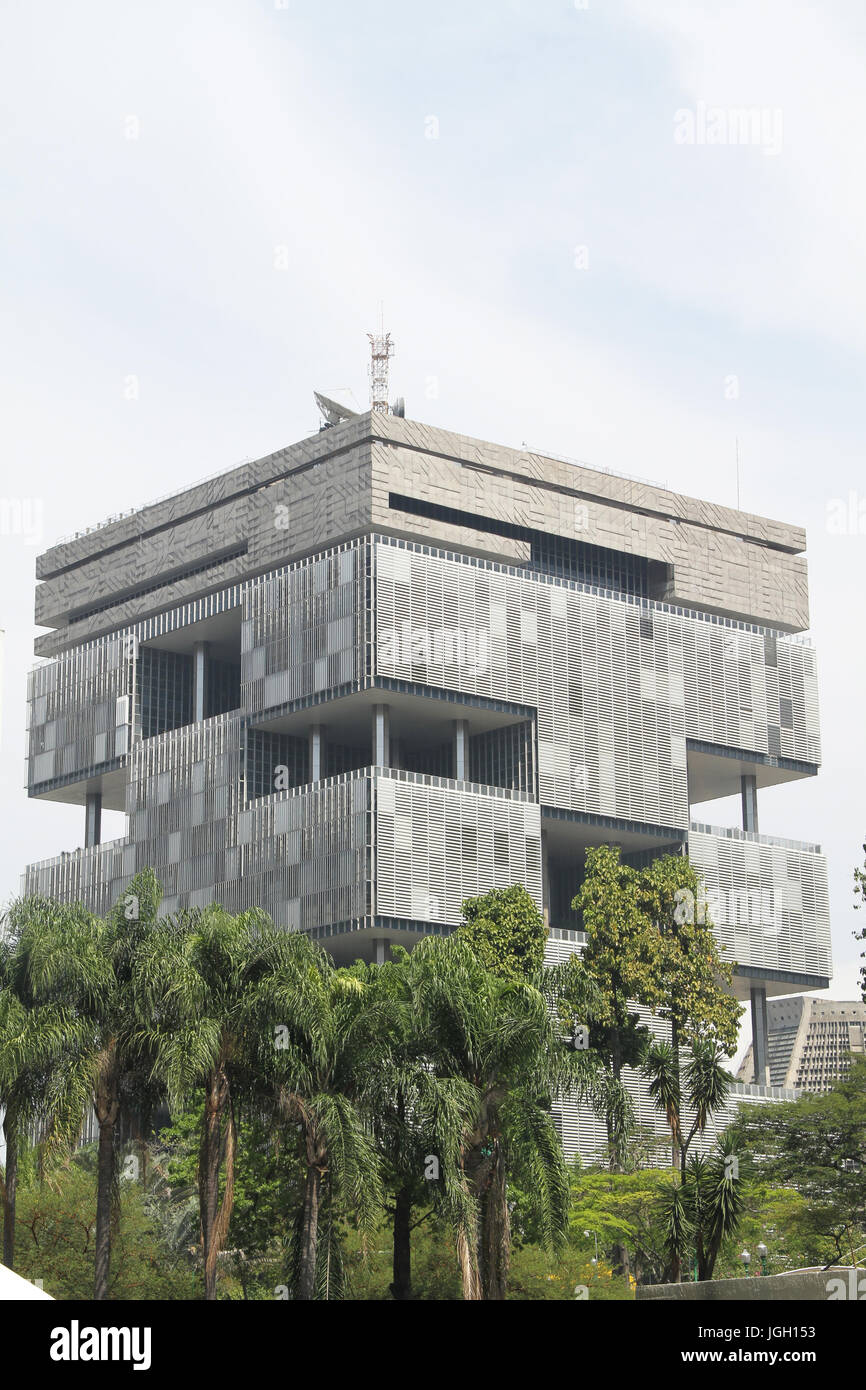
[392,397,405,418]
[314,391,361,427]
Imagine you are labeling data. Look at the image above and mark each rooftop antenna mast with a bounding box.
[367,315,394,414]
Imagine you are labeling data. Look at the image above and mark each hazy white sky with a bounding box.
[1,0,864,1046]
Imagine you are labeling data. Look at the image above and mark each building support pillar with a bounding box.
[193,641,210,724]
[373,704,390,768]
[751,985,769,1086]
[453,719,469,782]
[85,791,102,849]
[741,773,759,834]
[309,724,325,782]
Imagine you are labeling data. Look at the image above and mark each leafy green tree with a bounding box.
[573,849,740,1276]
[3,871,162,1298]
[572,847,661,1169]
[564,1160,671,1285]
[13,1151,197,1300]
[639,853,741,1062]
[715,1181,832,1277]
[737,1057,866,1268]
[459,884,547,985]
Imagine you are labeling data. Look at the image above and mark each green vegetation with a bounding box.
[1,864,863,1299]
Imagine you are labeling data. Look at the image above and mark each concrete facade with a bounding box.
[739,997,866,1091]
[637,1267,864,1301]
[23,412,832,1157]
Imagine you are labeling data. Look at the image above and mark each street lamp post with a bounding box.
[584,1229,599,1279]
[757,1242,768,1276]
[741,1249,751,1277]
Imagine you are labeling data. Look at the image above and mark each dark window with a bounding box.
[389,492,654,598]
[246,729,308,798]
[207,659,241,717]
[137,648,192,738]
[468,720,535,794]
[780,697,794,729]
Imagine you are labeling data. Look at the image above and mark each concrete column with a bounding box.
[373,704,390,768]
[193,641,210,723]
[741,773,759,834]
[453,719,469,782]
[541,830,550,929]
[309,724,325,782]
[750,985,769,1086]
[85,791,102,849]
[374,938,387,966]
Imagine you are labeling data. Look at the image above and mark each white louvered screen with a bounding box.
[374,769,542,925]
[688,827,831,978]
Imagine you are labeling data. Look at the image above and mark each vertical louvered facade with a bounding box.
[22,413,831,1156]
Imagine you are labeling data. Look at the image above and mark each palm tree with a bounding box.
[644,1040,682,1171]
[645,1036,735,1281]
[360,946,478,1300]
[681,1039,733,1160]
[644,1036,733,1174]
[0,930,34,1269]
[0,945,57,1271]
[244,934,385,1300]
[3,871,162,1298]
[678,1135,748,1280]
[404,934,597,1300]
[133,902,265,1301]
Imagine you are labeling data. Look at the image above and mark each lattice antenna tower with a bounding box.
[367,327,394,414]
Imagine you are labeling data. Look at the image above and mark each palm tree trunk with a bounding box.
[457,1223,482,1300]
[608,1023,623,1171]
[391,1185,413,1300]
[480,1146,510,1300]
[296,1163,321,1300]
[94,1117,115,1299]
[607,1026,630,1280]
[201,1068,234,1302]
[670,1022,681,1174]
[457,1142,485,1301]
[94,1047,120,1302]
[2,1122,18,1270]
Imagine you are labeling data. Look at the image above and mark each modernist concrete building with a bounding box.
[22,411,832,1152]
[739,997,865,1092]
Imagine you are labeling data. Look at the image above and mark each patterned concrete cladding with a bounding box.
[34,414,807,657]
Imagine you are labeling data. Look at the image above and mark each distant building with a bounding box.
[739,997,866,1092]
